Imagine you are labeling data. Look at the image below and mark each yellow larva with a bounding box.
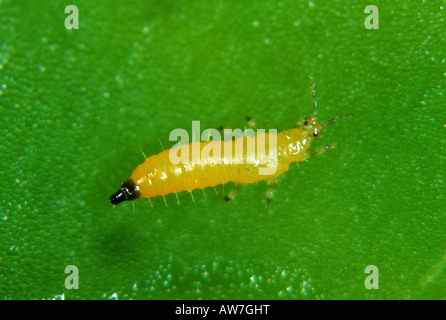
[110,78,352,206]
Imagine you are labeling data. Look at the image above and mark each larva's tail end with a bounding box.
[109,179,141,206]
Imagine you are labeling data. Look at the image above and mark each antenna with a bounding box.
[310,76,318,121]
[322,113,355,127]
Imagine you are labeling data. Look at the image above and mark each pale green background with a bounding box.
[1,0,444,299]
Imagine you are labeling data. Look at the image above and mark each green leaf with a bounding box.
[1,0,444,299]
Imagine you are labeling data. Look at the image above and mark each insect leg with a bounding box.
[224,183,241,201]
[217,125,228,142]
[245,116,258,130]
[294,118,306,128]
[265,180,275,213]
[302,143,338,160]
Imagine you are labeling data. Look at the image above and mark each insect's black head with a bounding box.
[110,179,141,205]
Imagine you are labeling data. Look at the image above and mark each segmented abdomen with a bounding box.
[131,130,306,199]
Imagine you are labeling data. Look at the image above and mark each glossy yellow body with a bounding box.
[130,122,322,199]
